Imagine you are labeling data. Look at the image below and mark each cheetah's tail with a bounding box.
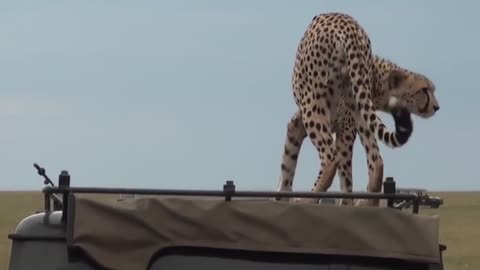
[374,98,413,148]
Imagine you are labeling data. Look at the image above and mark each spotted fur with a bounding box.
[276,12,439,206]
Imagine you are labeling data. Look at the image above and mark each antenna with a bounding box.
[34,163,63,210]
[34,163,55,187]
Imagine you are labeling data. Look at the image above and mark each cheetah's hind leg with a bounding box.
[335,123,357,206]
[293,92,339,204]
[275,111,306,201]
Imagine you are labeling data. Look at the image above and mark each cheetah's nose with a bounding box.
[433,105,440,112]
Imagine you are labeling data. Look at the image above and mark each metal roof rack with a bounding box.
[33,163,421,224]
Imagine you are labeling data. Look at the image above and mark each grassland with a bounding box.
[1,191,479,269]
[420,192,480,269]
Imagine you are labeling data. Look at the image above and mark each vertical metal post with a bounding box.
[413,199,420,214]
[53,194,61,211]
[59,170,71,224]
[223,180,235,201]
[44,192,51,212]
[383,177,395,208]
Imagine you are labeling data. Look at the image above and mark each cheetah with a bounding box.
[276,12,439,206]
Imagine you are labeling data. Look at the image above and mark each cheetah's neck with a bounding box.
[371,56,406,112]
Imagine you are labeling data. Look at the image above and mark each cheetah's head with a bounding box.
[386,69,439,119]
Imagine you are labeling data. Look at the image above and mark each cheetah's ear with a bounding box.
[388,69,407,90]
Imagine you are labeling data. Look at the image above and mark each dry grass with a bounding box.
[0,191,43,270]
[0,191,479,269]
[421,192,480,270]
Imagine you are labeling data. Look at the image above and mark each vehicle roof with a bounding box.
[66,194,441,270]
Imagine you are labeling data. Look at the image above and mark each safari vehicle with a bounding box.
[7,164,447,270]
[396,188,444,209]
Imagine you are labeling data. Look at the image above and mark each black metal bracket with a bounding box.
[383,176,396,208]
[382,176,420,214]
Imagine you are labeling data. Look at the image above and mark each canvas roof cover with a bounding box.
[66,195,441,270]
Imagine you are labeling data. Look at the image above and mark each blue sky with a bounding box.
[1,1,478,192]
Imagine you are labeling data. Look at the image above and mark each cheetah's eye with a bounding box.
[421,87,428,93]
